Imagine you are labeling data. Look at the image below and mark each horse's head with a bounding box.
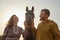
[26,6,34,13]
[25,6,35,25]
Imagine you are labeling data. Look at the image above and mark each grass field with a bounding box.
[0,35,2,40]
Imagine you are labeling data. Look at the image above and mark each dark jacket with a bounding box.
[2,26,23,40]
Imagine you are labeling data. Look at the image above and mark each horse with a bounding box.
[23,6,36,40]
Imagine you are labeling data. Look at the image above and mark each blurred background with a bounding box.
[0,0,60,40]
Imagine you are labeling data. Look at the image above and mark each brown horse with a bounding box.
[23,6,36,40]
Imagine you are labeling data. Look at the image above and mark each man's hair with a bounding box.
[41,9,50,17]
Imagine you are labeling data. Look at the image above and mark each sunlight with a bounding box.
[0,0,60,40]
[4,8,25,29]
[0,8,25,35]
[19,34,24,40]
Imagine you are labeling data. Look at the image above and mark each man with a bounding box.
[36,9,60,40]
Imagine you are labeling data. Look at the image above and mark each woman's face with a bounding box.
[12,16,18,25]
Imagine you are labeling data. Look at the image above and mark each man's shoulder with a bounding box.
[48,20,58,26]
[38,22,42,26]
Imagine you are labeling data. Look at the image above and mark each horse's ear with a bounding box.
[32,6,34,12]
[26,6,28,12]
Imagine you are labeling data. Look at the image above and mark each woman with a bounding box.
[2,15,23,40]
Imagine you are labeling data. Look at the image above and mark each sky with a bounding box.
[0,0,60,36]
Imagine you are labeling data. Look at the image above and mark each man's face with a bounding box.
[40,11,48,21]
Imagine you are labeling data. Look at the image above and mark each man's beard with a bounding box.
[40,18,45,21]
